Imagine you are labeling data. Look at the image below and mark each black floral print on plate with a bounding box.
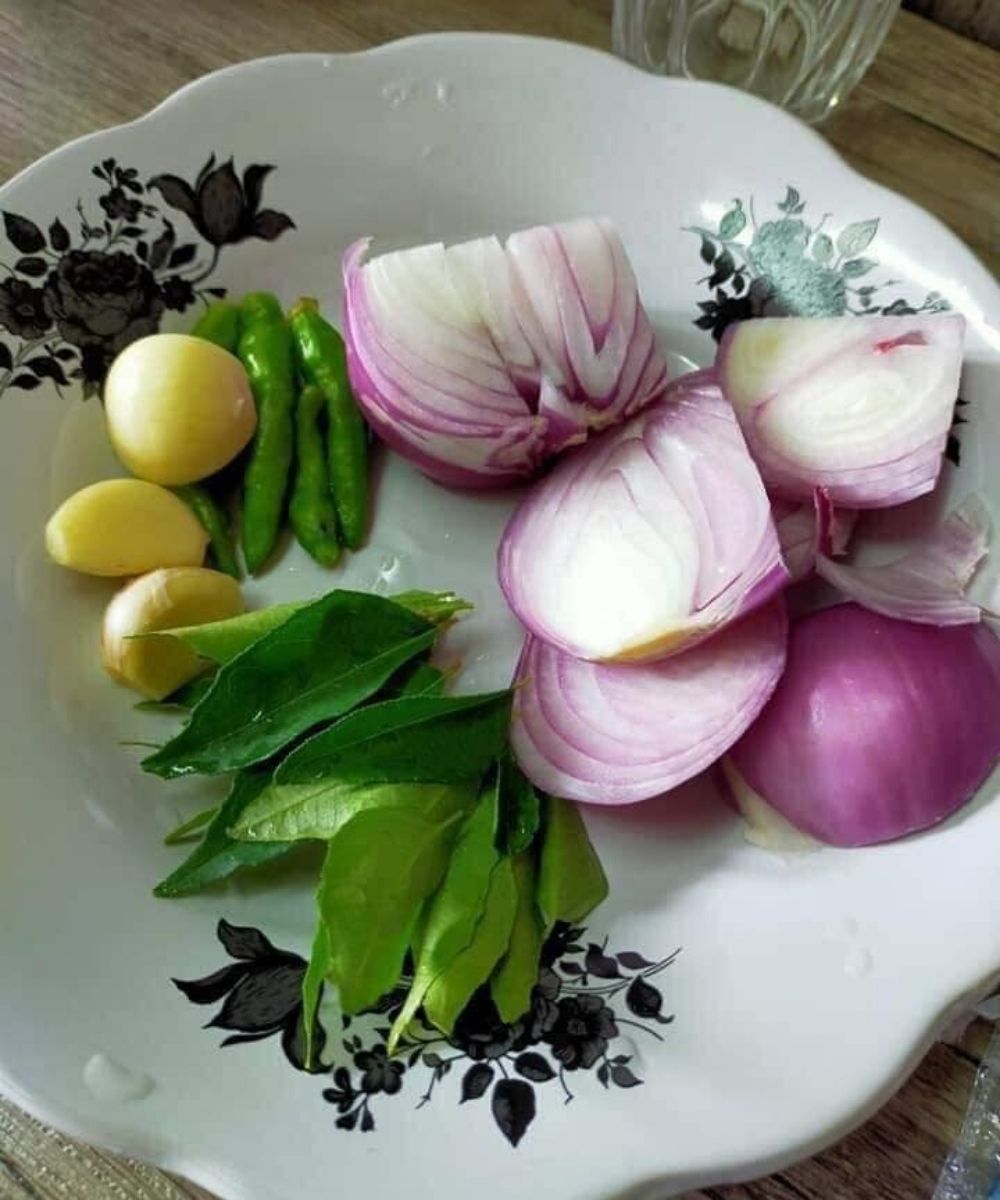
[0,154,294,398]
[176,919,678,1147]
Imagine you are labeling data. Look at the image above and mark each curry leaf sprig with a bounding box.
[144,588,608,1067]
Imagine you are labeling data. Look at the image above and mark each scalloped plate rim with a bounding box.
[0,34,997,1200]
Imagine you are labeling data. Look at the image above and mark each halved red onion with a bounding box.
[717,315,965,508]
[511,600,788,805]
[773,489,857,584]
[816,495,990,625]
[341,218,668,488]
[498,371,788,663]
[729,604,1000,846]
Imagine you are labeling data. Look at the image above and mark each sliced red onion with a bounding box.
[730,604,1000,846]
[342,219,668,487]
[717,315,965,508]
[499,372,788,662]
[816,495,991,625]
[773,490,857,584]
[511,600,788,805]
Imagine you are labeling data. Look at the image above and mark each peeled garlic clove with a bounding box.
[104,334,257,485]
[102,567,245,699]
[45,479,209,576]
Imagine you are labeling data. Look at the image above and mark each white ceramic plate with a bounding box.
[1,35,998,1200]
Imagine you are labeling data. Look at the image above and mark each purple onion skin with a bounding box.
[731,604,1000,847]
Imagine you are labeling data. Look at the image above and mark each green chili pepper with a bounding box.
[289,384,341,567]
[238,292,296,574]
[190,301,241,353]
[172,484,241,579]
[289,298,369,550]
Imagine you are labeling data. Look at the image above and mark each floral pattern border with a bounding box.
[176,920,678,1147]
[0,154,294,398]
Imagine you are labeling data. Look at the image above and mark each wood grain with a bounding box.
[0,3,997,1199]
[905,0,1000,49]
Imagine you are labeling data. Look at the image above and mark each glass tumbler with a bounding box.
[611,0,901,123]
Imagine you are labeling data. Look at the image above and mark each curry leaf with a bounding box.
[147,590,469,666]
[231,693,510,842]
[232,779,477,845]
[494,750,540,856]
[316,807,464,1015]
[388,777,513,1051]
[537,796,608,932]
[301,920,331,1070]
[153,769,293,897]
[162,805,218,846]
[141,591,437,778]
[491,853,544,1024]
[276,692,513,786]
[423,852,517,1035]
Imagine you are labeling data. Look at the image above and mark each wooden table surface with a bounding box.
[0,3,997,1198]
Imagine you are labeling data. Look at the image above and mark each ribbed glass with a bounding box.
[612,0,901,123]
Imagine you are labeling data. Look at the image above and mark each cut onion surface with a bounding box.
[342,218,668,487]
[718,314,965,508]
[511,599,788,805]
[499,370,788,663]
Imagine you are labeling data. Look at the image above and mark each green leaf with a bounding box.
[134,673,214,715]
[147,590,470,667]
[811,233,834,265]
[232,693,511,842]
[153,769,293,897]
[836,218,878,259]
[233,778,477,844]
[537,796,608,931]
[699,236,716,265]
[278,692,513,786]
[717,201,746,240]
[162,805,218,845]
[301,921,331,1071]
[494,751,540,856]
[141,591,437,778]
[842,256,877,278]
[317,806,463,1015]
[148,602,302,665]
[491,853,543,1024]
[382,659,448,700]
[424,853,517,1035]
[386,590,473,626]
[389,784,503,1049]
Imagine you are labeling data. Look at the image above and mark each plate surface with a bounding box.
[1,34,998,1200]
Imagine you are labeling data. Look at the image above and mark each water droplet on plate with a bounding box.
[419,144,439,162]
[378,553,402,585]
[434,80,454,105]
[381,80,412,108]
[842,945,873,978]
[83,1053,154,1103]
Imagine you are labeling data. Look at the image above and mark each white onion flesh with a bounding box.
[773,489,857,583]
[816,495,991,624]
[718,315,965,508]
[499,371,788,663]
[511,601,788,805]
[342,218,668,487]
